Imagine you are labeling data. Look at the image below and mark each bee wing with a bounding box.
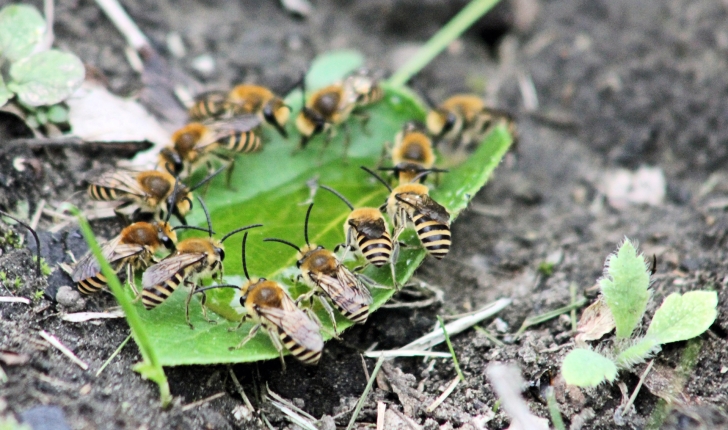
[258,296,324,352]
[203,114,262,133]
[89,169,147,197]
[416,195,451,225]
[71,237,125,282]
[355,217,388,239]
[141,252,206,289]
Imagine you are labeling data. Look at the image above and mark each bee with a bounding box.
[318,185,398,287]
[87,167,222,224]
[264,203,373,334]
[361,166,451,260]
[342,68,384,108]
[188,90,231,121]
[295,81,357,150]
[425,94,516,149]
[227,84,291,138]
[159,122,261,179]
[72,221,178,296]
[195,232,323,368]
[140,195,262,328]
[378,120,447,184]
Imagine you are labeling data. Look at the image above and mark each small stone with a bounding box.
[55,286,86,312]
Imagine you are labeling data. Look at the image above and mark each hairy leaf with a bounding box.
[8,50,85,107]
[562,348,618,387]
[130,87,512,366]
[645,291,717,345]
[599,238,651,340]
[0,4,45,62]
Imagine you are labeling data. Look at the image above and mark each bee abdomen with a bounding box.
[141,271,185,309]
[77,273,107,295]
[220,131,261,154]
[413,214,451,259]
[278,330,322,365]
[88,185,120,201]
[358,234,392,267]
[335,303,369,324]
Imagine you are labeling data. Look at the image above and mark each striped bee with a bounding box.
[425,93,516,149]
[264,204,372,334]
[140,196,262,328]
[295,81,358,150]
[342,68,384,108]
[87,168,221,224]
[379,120,447,185]
[318,185,398,287]
[226,84,290,138]
[159,121,261,180]
[188,90,231,121]
[196,232,323,368]
[72,221,178,296]
[362,166,451,260]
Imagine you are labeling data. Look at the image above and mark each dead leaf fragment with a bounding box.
[602,166,666,210]
[575,296,616,347]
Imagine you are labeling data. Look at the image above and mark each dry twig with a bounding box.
[38,330,89,370]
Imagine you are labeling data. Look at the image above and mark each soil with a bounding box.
[2,0,728,429]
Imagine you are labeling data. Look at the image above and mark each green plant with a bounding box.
[561,239,718,387]
[33,256,52,277]
[0,271,6,283]
[12,277,21,288]
[33,289,44,300]
[0,415,31,430]
[0,4,84,121]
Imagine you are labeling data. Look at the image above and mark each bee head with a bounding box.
[159,148,184,176]
[156,221,177,250]
[426,108,458,137]
[263,98,290,138]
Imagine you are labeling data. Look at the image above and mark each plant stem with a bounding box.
[388,0,503,88]
[346,356,385,430]
[68,206,171,406]
[545,387,566,430]
[438,316,465,382]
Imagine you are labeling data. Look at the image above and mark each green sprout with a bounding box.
[33,256,52,277]
[561,239,718,387]
[538,261,555,277]
[0,271,6,283]
[33,290,44,300]
[12,277,21,288]
[0,415,32,430]
[0,4,84,121]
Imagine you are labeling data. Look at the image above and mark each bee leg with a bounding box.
[198,291,217,325]
[377,141,392,169]
[230,323,261,351]
[294,289,316,307]
[390,260,400,290]
[353,112,371,135]
[211,151,237,191]
[317,295,339,335]
[303,306,340,341]
[229,314,250,332]
[266,328,287,371]
[126,265,140,296]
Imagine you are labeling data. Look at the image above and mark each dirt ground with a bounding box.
[2,0,728,429]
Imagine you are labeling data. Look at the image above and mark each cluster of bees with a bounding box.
[70,68,515,366]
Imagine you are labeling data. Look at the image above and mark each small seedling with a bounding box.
[0,4,84,119]
[538,261,555,276]
[561,238,718,387]
[33,290,44,300]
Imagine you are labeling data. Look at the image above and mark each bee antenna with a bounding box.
[165,178,183,224]
[196,195,213,237]
[189,166,226,192]
[220,224,263,244]
[360,166,392,192]
[241,232,250,281]
[411,168,448,183]
[263,238,301,253]
[0,211,41,279]
[412,80,437,109]
[172,225,215,235]
[304,203,313,246]
[320,185,354,211]
[192,284,241,295]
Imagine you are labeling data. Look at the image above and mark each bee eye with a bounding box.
[444,113,457,133]
[217,247,225,261]
[239,296,246,305]
[162,236,174,249]
[296,260,302,268]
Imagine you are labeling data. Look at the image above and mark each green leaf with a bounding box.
[0,75,11,107]
[615,338,660,369]
[0,4,45,62]
[599,238,651,340]
[46,103,69,123]
[8,49,85,107]
[645,291,718,345]
[562,348,618,387]
[305,49,364,90]
[132,87,512,366]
